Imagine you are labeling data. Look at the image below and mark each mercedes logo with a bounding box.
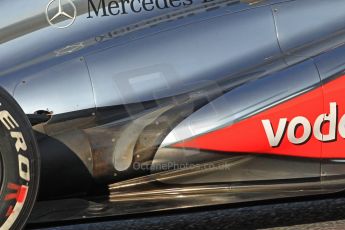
[46,0,77,29]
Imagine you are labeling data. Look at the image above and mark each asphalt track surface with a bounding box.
[31,194,345,230]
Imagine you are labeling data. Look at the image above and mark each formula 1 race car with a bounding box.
[1,0,345,229]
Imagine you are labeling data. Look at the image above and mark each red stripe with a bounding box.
[173,75,345,159]
[5,183,21,201]
[4,183,28,203]
[5,205,14,217]
[17,186,27,203]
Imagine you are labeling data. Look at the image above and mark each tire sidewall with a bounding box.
[0,88,40,230]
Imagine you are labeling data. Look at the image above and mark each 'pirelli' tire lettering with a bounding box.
[0,110,19,130]
[0,110,31,184]
[11,132,28,152]
[0,108,31,230]
[0,87,40,230]
[18,154,30,182]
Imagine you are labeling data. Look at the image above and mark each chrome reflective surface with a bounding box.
[2,0,345,224]
[160,60,320,147]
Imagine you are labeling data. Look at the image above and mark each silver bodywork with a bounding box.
[2,0,345,224]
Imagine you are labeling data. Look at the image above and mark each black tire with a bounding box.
[0,87,40,230]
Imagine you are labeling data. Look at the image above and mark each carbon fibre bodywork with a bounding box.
[2,0,345,224]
